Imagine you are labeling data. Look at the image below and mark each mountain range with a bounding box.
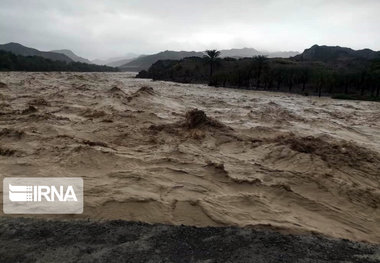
[0,42,300,71]
[0,43,133,66]
[0,43,73,63]
[2,42,378,73]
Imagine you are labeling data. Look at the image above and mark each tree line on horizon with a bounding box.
[138,49,380,101]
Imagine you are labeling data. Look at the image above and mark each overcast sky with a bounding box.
[0,0,379,60]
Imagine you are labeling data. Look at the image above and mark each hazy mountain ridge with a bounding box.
[3,42,377,73]
[0,43,298,71]
[51,49,93,64]
[92,53,141,66]
[0,50,118,72]
[0,42,73,63]
[106,57,140,67]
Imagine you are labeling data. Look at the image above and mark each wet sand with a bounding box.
[0,72,379,243]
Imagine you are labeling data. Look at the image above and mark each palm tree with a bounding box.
[205,50,221,82]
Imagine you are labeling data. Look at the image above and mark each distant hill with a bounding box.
[293,45,380,71]
[0,42,73,63]
[120,48,299,71]
[0,50,117,72]
[51,49,92,64]
[120,51,204,71]
[295,44,380,62]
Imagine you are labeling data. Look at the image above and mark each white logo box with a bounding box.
[3,177,83,214]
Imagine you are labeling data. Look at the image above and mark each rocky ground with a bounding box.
[0,217,379,263]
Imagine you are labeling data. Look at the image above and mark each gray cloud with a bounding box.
[0,0,379,59]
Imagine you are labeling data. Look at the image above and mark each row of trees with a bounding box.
[141,49,380,99]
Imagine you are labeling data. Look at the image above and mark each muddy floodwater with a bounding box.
[0,72,379,244]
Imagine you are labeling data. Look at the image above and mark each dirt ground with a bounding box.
[0,217,379,263]
[0,72,379,245]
